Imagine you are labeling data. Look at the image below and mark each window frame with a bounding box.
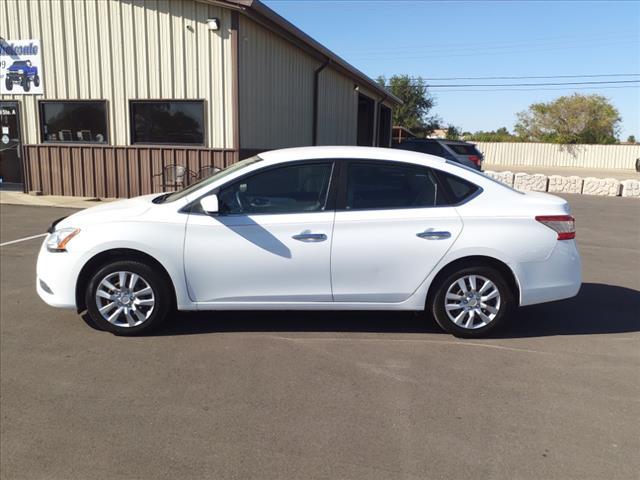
[38,99,110,144]
[335,159,482,211]
[189,159,340,216]
[128,99,207,147]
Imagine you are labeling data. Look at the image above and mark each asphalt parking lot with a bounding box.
[1,195,638,480]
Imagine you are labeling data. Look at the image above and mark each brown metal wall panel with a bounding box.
[115,149,129,198]
[49,148,62,196]
[71,148,85,196]
[93,148,106,198]
[82,148,96,198]
[21,145,237,198]
[104,148,118,198]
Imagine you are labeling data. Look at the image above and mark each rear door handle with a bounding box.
[292,231,327,242]
[417,230,451,240]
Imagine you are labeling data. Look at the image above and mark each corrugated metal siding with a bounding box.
[238,15,318,149]
[23,144,236,198]
[475,142,640,170]
[316,66,357,145]
[0,0,234,148]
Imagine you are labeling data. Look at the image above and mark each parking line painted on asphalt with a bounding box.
[0,233,47,247]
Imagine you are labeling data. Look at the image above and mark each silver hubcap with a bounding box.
[95,271,155,328]
[444,275,501,330]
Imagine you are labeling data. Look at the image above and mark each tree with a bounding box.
[445,125,461,140]
[514,94,621,144]
[627,135,637,144]
[465,127,520,142]
[377,75,440,137]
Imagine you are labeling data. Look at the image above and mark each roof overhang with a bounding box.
[205,0,402,105]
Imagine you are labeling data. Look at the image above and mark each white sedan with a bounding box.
[36,146,581,337]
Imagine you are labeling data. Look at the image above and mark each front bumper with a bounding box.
[517,239,582,306]
[36,239,81,309]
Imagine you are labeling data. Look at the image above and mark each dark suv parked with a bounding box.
[395,138,484,170]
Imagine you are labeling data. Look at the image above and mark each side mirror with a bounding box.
[199,194,219,215]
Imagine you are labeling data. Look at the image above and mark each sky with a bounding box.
[264,0,640,139]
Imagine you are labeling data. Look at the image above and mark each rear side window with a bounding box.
[446,143,480,156]
[346,162,446,210]
[436,171,480,203]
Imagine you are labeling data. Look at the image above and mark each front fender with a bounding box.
[67,221,194,311]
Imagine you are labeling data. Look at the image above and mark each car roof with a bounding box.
[258,146,447,166]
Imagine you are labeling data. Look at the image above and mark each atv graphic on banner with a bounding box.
[0,39,43,95]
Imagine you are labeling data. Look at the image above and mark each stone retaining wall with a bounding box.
[483,170,639,198]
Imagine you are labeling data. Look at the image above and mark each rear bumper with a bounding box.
[517,240,582,306]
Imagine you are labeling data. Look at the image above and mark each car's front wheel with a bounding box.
[85,260,172,335]
[430,265,515,338]
[5,77,12,90]
[21,77,30,92]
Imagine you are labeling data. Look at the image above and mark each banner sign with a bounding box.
[0,39,43,94]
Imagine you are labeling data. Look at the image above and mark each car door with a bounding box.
[331,160,464,303]
[184,161,336,304]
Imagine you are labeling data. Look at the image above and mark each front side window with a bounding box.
[346,162,446,210]
[130,100,204,145]
[219,163,333,215]
[40,101,108,143]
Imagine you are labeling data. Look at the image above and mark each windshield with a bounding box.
[159,155,263,203]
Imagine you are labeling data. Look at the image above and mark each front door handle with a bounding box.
[417,230,451,240]
[292,231,327,242]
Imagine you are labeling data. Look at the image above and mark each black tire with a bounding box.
[430,264,515,338]
[85,260,173,336]
[33,75,40,87]
[21,77,30,92]
[5,78,12,91]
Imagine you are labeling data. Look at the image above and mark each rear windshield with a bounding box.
[446,143,480,156]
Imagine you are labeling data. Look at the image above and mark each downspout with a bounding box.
[312,57,330,146]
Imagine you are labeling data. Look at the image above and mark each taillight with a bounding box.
[536,215,575,240]
[468,155,481,166]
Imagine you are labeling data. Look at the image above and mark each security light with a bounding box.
[207,18,219,30]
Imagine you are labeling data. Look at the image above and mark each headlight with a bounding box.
[17,69,24,74]
[46,228,80,252]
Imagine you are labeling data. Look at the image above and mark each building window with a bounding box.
[130,100,205,145]
[40,101,108,143]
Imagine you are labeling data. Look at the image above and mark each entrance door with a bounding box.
[0,101,23,186]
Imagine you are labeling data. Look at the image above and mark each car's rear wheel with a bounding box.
[33,75,40,87]
[85,260,172,335]
[430,265,515,338]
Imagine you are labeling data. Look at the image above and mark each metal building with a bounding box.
[0,0,400,197]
